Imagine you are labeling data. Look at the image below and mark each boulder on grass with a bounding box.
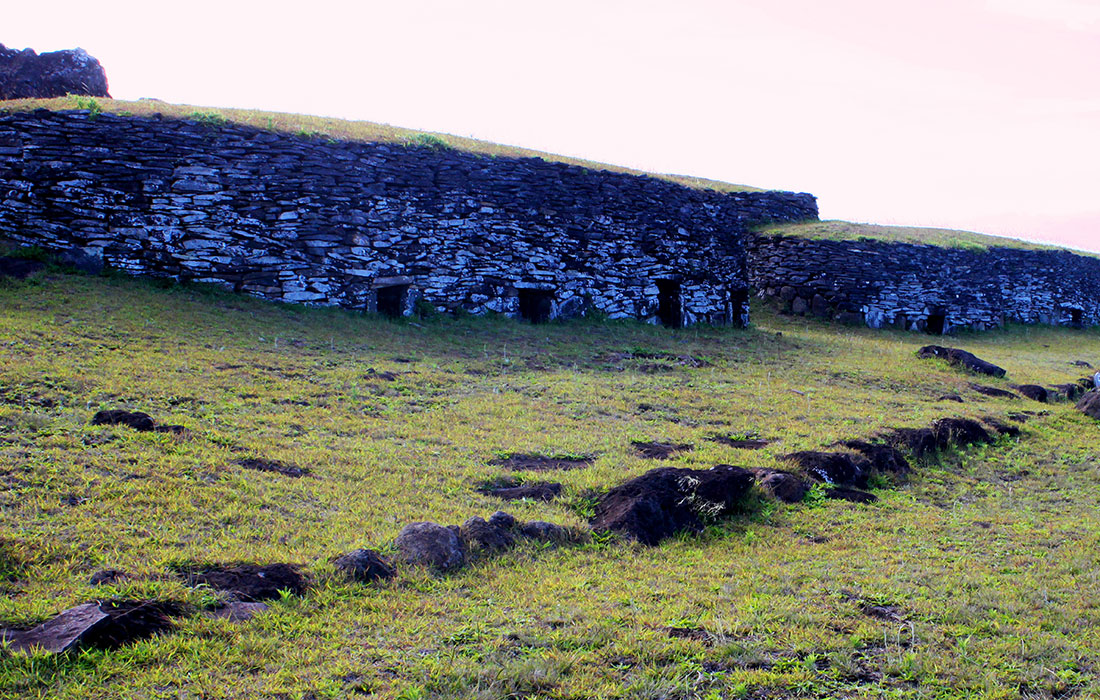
[590,465,754,545]
[394,522,465,572]
[917,346,1006,377]
[1,600,180,654]
[751,468,808,503]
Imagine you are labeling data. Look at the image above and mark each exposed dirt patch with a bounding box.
[591,464,754,545]
[937,394,965,403]
[663,625,712,643]
[364,368,400,381]
[631,440,694,460]
[181,563,307,601]
[89,569,129,585]
[707,434,772,449]
[838,440,910,477]
[860,603,904,623]
[235,457,311,478]
[491,453,593,472]
[968,383,1020,399]
[91,409,156,431]
[477,478,561,502]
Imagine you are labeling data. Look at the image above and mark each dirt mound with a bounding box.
[182,563,306,601]
[91,409,156,431]
[968,384,1019,399]
[781,451,870,488]
[491,453,593,471]
[707,435,772,450]
[631,441,694,460]
[591,465,754,545]
[235,458,311,478]
[917,346,1006,377]
[1,600,182,654]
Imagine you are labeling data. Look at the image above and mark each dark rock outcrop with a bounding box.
[969,384,1020,399]
[917,346,1007,377]
[825,487,877,504]
[782,451,870,488]
[751,468,808,503]
[590,465,754,545]
[884,418,993,459]
[1076,390,1100,420]
[460,516,515,553]
[1,600,180,654]
[91,409,156,431]
[1012,385,1048,403]
[394,522,465,572]
[0,43,109,99]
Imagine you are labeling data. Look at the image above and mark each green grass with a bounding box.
[757,220,1096,257]
[0,96,762,195]
[1,267,1099,699]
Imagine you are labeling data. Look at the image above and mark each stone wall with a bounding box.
[0,109,817,326]
[748,234,1100,331]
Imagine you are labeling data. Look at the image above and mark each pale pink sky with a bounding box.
[8,0,1100,252]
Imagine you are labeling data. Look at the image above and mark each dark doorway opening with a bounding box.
[1070,309,1084,328]
[729,288,750,327]
[376,284,409,318]
[656,280,682,328]
[926,308,947,335]
[518,288,554,323]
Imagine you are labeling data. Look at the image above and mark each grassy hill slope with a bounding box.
[1,266,1099,699]
[0,96,762,195]
[758,220,1093,256]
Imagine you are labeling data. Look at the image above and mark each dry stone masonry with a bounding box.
[0,109,816,327]
[748,234,1100,332]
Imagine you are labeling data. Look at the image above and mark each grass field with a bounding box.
[1,265,1099,699]
[0,96,761,195]
[756,221,1092,257]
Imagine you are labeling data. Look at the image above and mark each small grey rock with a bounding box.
[487,511,516,529]
[520,521,569,542]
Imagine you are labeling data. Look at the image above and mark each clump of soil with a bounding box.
[235,457,311,478]
[181,563,307,601]
[707,435,772,450]
[663,625,711,643]
[631,440,694,460]
[91,409,156,431]
[491,453,593,471]
[838,440,910,477]
[591,464,754,545]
